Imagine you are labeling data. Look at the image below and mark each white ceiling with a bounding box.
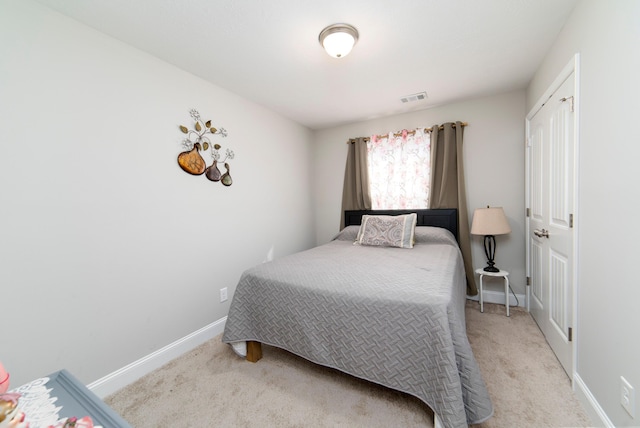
[34,0,578,130]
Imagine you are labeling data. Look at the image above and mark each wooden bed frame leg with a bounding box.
[246,341,262,363]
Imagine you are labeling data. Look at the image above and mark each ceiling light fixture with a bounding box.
[319,23,359,59]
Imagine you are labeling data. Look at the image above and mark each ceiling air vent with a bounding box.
[400,91,428,103]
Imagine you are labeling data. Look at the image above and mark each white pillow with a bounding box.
[355,213,417,248]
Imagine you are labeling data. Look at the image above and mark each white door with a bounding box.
[526,68,577,378]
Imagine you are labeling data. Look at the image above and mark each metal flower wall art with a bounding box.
[177,109,235,186]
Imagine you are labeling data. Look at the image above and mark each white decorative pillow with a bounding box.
[355,213,417,248]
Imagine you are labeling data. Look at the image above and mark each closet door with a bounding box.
[526,64,577,379]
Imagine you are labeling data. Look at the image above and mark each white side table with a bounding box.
[476,268,510,317]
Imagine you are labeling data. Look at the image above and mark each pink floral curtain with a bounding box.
[367,128,430,209]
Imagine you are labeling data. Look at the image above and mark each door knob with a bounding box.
[534,228,550,238]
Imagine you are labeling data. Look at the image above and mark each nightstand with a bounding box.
[476,268,510,317]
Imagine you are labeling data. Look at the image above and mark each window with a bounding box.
[367,128,430,209]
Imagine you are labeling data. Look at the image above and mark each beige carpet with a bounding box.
[105,302,592,427]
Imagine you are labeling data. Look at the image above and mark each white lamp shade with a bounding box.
[470,207,511,236]
[319,24,359,58]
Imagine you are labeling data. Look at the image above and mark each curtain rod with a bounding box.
[347,122,468,144]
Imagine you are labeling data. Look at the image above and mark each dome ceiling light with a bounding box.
[319,23,359,59]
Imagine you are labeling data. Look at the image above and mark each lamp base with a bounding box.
[483,235,500,273]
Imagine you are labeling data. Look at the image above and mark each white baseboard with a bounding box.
[87,317,227,399]
[467,290,526,307]
[574,373,614,427]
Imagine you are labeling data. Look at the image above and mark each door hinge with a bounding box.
[526,276,531,286]
[569,213,574,228]
[568,327,573,342]
[526,208,530,217]
[560,96,575,112]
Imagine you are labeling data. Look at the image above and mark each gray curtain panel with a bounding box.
[430,122,478,296]
[340,138,372,229]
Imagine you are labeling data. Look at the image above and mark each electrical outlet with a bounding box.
[220,287,228,303]
[621,376,636,418]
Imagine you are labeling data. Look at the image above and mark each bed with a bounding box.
[222,209,493,428]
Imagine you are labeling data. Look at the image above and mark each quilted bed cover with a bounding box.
[222,227,493,427]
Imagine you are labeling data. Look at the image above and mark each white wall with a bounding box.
[312,91,526,296]
[527,1,640,425]
[0,0,315,387]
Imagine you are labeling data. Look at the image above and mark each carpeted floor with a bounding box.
[105,302,592,427]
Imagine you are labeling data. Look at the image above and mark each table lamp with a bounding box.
[471,206,511,272]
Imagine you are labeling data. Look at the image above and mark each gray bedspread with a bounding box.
[222,226,493,427]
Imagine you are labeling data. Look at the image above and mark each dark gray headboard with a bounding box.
[344,209,458,241]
